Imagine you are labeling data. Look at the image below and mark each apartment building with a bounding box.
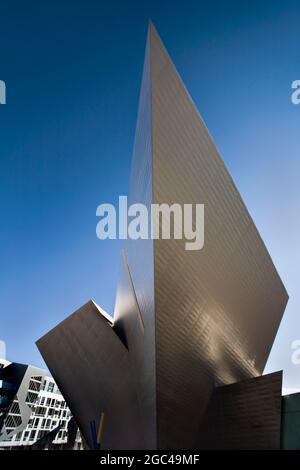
[0,358,83,449]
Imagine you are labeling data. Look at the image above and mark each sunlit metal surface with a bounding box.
[36,300,143,449]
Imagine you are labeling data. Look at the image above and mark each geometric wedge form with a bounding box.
[36,300,144,449]
[37,22,288,450]
[113,22,288,449]
[197,371,283,449]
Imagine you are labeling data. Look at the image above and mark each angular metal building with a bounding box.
[37,22,288,450]
[37,301,143,450]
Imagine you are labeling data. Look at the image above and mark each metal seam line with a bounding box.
[121,249,145,335]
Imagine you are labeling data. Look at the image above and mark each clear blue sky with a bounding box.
[0,0,299,392]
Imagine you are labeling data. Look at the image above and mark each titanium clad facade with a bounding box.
[197,371,283,449]
[150,23,288,448]
[113,27,156,449]
[114,23,288,449]
[36,301,143,449]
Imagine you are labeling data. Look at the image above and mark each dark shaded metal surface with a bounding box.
[198,371,282,449]
[36,300,143,449]
[281,392,300,449]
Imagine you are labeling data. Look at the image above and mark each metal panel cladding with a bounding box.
[37,301,143,450]
[113,26,156,449]
[150,23,287,449]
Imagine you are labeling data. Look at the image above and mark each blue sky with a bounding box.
[0,0,299,392]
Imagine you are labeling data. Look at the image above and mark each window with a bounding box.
[25,391,38,404]
[28,380,41,392]
[47,382,54,393]
[5,415,22,428]
[31,376,42,382]
[34,417,40,428]
[15,431,22,441]
[35,407,46,416]
[10,401,20,414]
